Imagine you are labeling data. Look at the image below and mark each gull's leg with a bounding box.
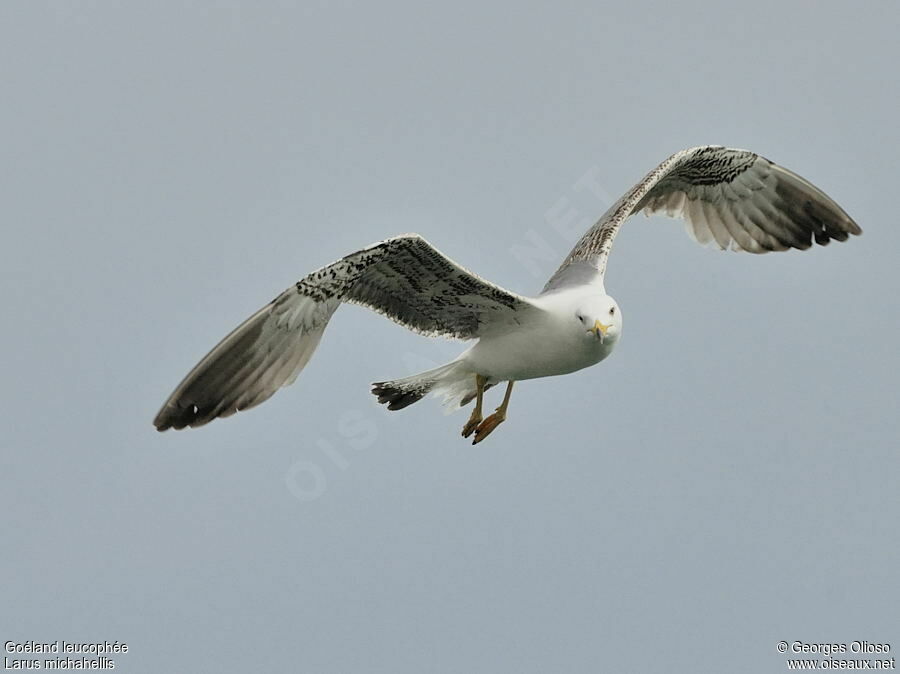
[473,381,515,445]
[461,374,487,438]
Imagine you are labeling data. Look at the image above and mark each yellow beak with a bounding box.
[592,319,611,339]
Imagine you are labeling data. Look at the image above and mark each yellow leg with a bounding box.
[461,374,487,438]
[473,381,515,445]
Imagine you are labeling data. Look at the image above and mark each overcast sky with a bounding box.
[2,2,898,672]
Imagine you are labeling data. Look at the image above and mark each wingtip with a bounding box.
[152,409,172,432]
[152,402,206,432]
[152,413,179,433]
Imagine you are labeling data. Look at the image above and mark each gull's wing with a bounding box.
[543,146,861,291]
[154,234,538,431]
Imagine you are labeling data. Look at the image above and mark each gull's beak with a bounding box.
[592,319,611,341]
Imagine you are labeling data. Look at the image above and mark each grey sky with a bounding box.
[2,2,898,672]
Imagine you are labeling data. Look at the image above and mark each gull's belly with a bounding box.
[462,325,613,382]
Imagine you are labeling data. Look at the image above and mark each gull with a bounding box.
[153,146,860,443]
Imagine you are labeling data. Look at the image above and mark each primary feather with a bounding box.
[543,146,860,291]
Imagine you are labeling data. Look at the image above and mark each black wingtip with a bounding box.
[153,403,197,432]
[153,401,221,432]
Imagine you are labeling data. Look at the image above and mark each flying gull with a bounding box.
[153,146,861,443]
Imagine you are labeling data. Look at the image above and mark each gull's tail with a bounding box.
[372,360,476,411]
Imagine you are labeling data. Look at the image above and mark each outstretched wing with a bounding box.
[154,234,537,430]
[543,146,861,291]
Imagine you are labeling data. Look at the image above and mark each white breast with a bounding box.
[461,301,616,382]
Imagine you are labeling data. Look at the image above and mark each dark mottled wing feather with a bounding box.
[334,234,537,339]
[154,234,537,431]
[543,146,861,291]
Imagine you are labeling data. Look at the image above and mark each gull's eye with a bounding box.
[576,314,585,324]
[609,307,615,316]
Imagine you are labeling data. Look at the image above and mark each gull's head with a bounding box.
[575,295,622,345]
